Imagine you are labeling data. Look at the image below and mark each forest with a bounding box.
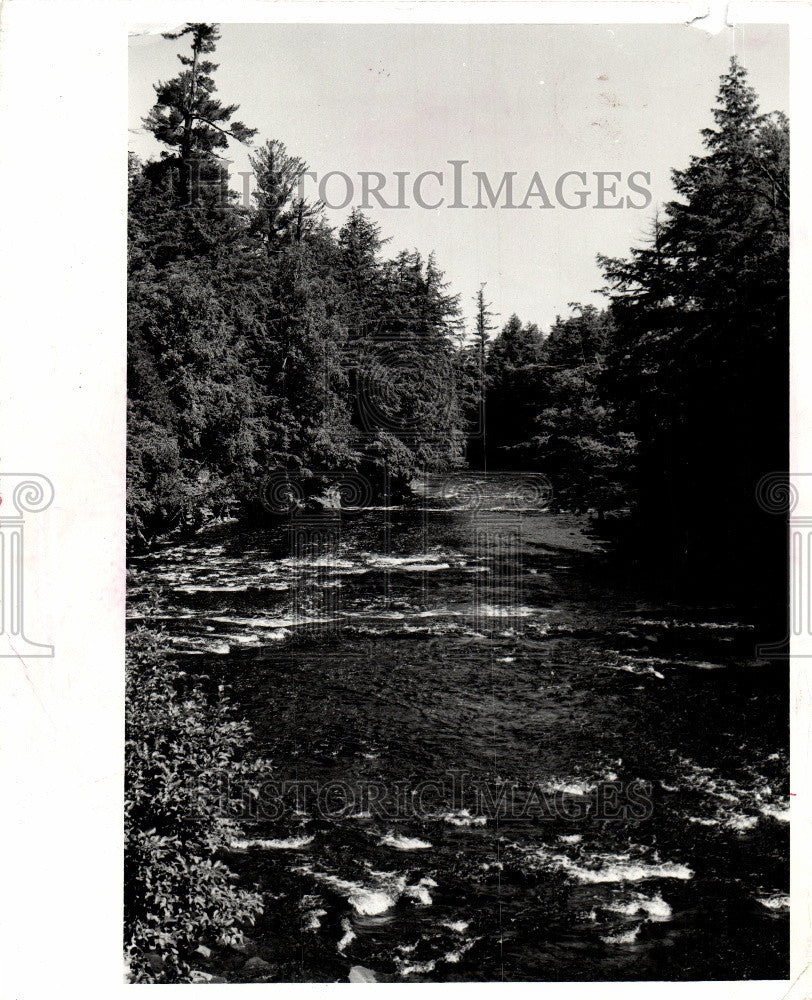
[129,25,788,603]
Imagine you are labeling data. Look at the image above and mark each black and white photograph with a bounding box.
[121,18,795,985]
[3,3,807,994]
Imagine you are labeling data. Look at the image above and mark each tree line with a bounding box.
[129,23,788,600]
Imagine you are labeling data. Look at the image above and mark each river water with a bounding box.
[128,474,788,982]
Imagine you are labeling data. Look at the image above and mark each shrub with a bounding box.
[125,629,263,982]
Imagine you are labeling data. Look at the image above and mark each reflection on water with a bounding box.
[128,474,788,981]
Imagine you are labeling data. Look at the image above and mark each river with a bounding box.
[128,473,789,982]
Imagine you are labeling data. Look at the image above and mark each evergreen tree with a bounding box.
[460,284,497,466]
[484,314,545,470]
[250,139,323,249]
[338,208,390,344]
[489,313,542,371]
[473,284,498,373]
[519,307,635,514]
[143,23,257,205]
[598,57,788,595]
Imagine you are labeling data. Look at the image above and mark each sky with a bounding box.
[129,22,788,333]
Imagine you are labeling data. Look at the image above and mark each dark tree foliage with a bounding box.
[482,314,544,470]
[250,139,323,249]
[481,306,635,514]
[460,284,498,467]
[129,26,468,546]
[476,58,787,596]
[143,23,257,206]
[598,57,789,598]
[130,38,788,592]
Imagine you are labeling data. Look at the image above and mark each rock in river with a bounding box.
[349,965,378,983]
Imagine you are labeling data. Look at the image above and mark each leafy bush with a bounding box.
[125,629,264,982]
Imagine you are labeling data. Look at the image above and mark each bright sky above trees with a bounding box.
[129,22,787,330]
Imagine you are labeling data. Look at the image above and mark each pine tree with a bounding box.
[250,139,323,250]
[521,307,634,514]
[597,57,789,595]
[460,284,497,467]
[143,23,257,205]
[474,284,498,373]
[338,209,389,344]
[489,313,543,372]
